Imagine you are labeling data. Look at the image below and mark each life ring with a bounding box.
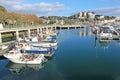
[19,43,23,48]
[12,48,16,50]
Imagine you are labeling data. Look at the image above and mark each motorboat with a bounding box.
[3,49,46,64]
[18,42,56,54]
[97,30,113,40]
[29,41,57,48]
[96,26,113,40]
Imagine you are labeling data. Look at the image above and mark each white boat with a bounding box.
[0,45,10,56]
[24,44,55,53]
[18,36,57,48]
[18,42,57,53]
[39,31,58,42]
[30,41,57,47]
[97,30,113,39]
[97,26,113,40]
[3,50,46,64]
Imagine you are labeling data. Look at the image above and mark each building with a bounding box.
[75,11,95,19]
[115,16,120,21]
[87,12,96,19]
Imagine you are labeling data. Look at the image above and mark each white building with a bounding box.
[75,12,88,19]
[0,24,3,29]
[99,16,104,19]
[75,11,96,19]
[115,17,120,20]
[88,12,95,19]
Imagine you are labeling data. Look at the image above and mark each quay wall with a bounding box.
[0,25,86,44]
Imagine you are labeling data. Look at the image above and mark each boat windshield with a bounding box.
[100,30,111,33]
[103,30,111,33]
[30,42,41,44]
[9,52,15,54]
[101,27,110,30]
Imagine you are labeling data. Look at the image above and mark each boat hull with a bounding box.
[3,51,45,64]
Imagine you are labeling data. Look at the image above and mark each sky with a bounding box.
[0,0,120,17]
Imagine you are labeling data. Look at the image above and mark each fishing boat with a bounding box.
[18,35,57,48]
[24,46,55,54]
[3,49,46,64]
[18,42,56,54]
[39,32,57,42]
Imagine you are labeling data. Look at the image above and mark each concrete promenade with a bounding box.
[0,24,87,44]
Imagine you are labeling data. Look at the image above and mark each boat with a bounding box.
[39,32,57,42]
[30,34,58,47]
[3,49,46,64]
[29,41,57,48]
[96,26,113,40]
[18,35,57,48]
[12,41,56,59]
[97,30,113,40]
[24,46,55,54]
[18,42,56,55]
[0,44,10,56]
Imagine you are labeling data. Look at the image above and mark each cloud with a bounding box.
[99,0,120,3]
[99,0,109,2]
[92,6,120,16]
[114,0,120,3]
[0,0,69,16]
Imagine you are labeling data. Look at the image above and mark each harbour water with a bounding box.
[0,27,120,80]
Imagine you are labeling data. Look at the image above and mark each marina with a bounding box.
[2,29,58,64]
[0,27,120,80]
[1,0,120,80]
[91,25,120,40]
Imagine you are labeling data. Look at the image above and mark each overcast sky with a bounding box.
[0,0,120,17]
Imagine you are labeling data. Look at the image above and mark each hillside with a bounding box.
[0,5,7,12]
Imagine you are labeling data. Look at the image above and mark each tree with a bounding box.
[0,11,8,24]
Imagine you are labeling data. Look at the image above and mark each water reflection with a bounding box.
[6,61,44,74]
[94,35,110,48]
[77,27,93,37]
[115,40,120,45]
[0,56,6,60]
[1,28,120,80]
[98,40,110,48]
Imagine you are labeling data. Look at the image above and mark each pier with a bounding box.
[0,24,86,44]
